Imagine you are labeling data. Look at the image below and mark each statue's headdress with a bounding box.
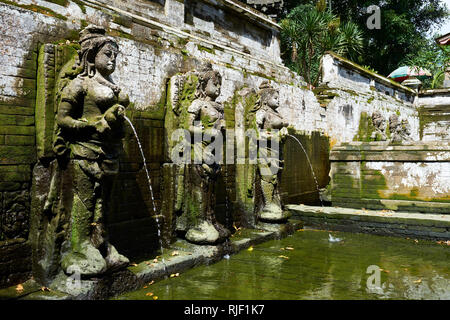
[258,80,277,108]
[78,25,118,77]
[196,63,222,98]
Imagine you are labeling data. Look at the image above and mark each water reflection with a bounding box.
[116,230,449,300]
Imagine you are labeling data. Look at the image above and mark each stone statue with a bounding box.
[389,114,412,143]
[172,64,230,244]
[255,81,289,222]
[371,111,388,141]
[48,25,130,276]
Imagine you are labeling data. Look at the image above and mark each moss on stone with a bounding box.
[109,29,134,40]
[46,0,69,6]
[197,44,215,55]
[353,112,375,142]
[0,0,68,20]
[73,0,87,13]
[112,12,132,28]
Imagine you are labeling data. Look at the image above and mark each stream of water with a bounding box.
[287,134,324,207]
[124,115,167,274]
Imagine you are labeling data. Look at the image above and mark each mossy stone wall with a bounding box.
[330,142,450,213]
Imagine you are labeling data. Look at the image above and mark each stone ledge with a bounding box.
[287,204,450,241]
[330,141,450,162]
[0,220,302,300]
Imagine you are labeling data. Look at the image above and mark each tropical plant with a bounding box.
[281,0,448,76]
[400,37,450,89]
[280,1,363,86]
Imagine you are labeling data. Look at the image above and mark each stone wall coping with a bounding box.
[219,0,281,31]
[287,204,450,226]
[83,0,286,69]
[419,88,450,97]
[332,141,450,150]
[287,204,450,240]
[324,51,416,96]
[330,141,450,162]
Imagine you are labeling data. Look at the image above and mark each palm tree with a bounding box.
[281,1,363,86]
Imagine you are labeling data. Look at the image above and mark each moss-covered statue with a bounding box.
[49,25,130,276]
[389,114,412,143]
[255,81,290,222]
[371,111,388,141]
[169,64,230,244]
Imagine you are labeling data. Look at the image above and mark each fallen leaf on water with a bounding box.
[153,296,158,300]
[297,229,305,232]
[143,286,148,289]
[170,251,179,256]
[148,281,154,285]
[278,255,289,260]
[145,261,151,265]
[146,292,154,296]
[285,247,294,251]
[16,284,24,293]
[41,287,51,292]
[91,222,98,226]
[153,259,158,263]
[130,263,138,267]
[280,248,285,251]
[414,239,419,244]
[170,273,180,278]
[247,246,253,252]
[414,279,422,284]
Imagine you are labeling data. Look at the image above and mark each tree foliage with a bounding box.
[280,2,363,86]
[401,39,450,88]
[280,0,449,81]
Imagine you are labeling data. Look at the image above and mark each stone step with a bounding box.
[287,204,450,241]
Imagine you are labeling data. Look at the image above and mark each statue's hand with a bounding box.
[218,119,226,131]
[94,117,111,134]
[104,104,126,124]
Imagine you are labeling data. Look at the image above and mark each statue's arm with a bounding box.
[187,101,203,135]
[56,79,94,133]
[56,100,92,132]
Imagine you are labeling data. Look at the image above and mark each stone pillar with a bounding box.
[444,65,450,88]
[165,0,184,26]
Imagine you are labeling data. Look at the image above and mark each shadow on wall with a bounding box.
[281,131,330,205]
[108,116,165,260]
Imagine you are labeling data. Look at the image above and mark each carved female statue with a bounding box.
[53,25,130,276]
[176,64,230,244]
[255,81,289,222]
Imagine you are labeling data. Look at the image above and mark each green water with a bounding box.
[116,230,450,300]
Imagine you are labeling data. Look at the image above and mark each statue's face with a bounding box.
[267,90,279,109]
[205,76,221,99]
[95,42,118,77]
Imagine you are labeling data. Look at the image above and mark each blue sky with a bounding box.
[437,0,450,35]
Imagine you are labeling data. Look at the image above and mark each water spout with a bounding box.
[124,115,168,275]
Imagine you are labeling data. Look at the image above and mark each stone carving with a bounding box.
[44,25,130,277]
[389,114,412,143]
[255,81,289,222]
[371,111,388,141]
[169,64,230,244]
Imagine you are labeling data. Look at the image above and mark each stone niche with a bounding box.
[329,141,450,214]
